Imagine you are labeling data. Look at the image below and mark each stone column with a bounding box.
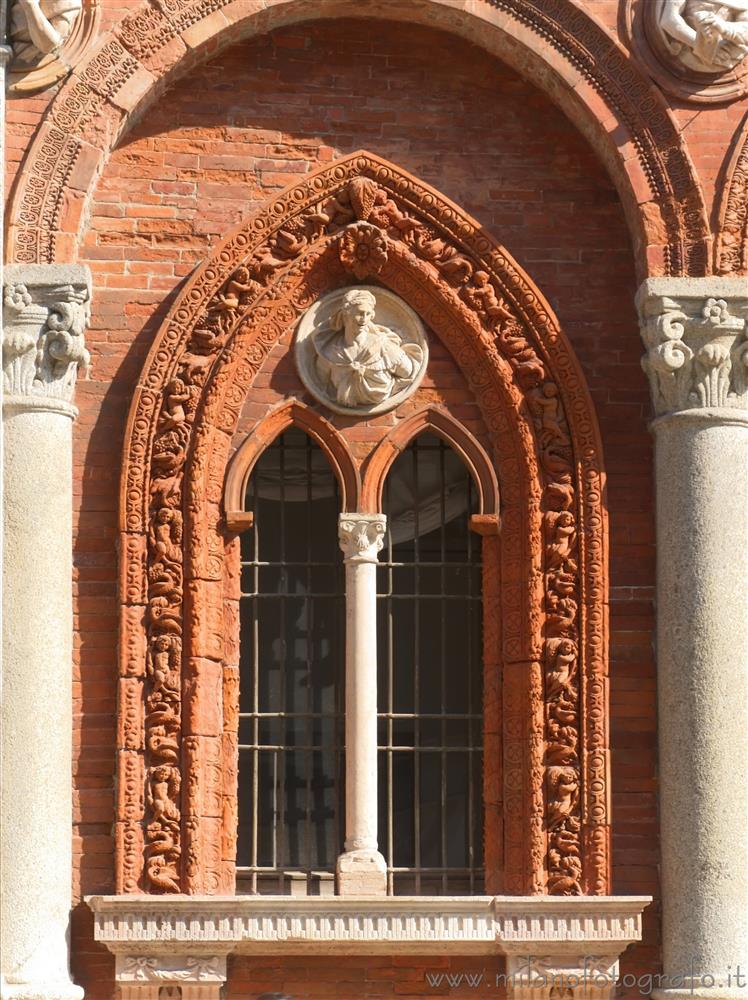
[637,278,748,1000]
[1,265,91,1000]
[336,513,388,896]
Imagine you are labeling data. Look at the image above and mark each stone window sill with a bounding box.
[86,894,651,999]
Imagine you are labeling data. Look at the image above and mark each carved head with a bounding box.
[332,288,377,340]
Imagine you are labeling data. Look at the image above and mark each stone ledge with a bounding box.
[86,894,650,997]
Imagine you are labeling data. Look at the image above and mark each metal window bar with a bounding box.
[378,434,484,896]
[236,429,344,895]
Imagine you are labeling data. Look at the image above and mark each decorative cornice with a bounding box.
[87,894,650,957]
[338,513,387,563]
[87,895,650,998]
[2,264,91,413]
[637,278,748,417]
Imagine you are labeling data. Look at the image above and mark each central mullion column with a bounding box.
[337,513,388,896]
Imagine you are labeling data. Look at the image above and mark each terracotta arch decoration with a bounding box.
[716,112,748,276]
[117,151,610,899]
[8,0,708,278]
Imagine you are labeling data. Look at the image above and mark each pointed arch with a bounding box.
[362,406,500,521]
[224,399,360,527]
[118,151,610,900]
[7,0,708,277]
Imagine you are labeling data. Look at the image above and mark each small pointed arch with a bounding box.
[362,407,500,528]
[224,400,360,528]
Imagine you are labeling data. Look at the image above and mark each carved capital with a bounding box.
[637,278,748,417]
[3,264,91,413]
[338,513,387,562]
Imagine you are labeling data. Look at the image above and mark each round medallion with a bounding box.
[294,286,429,416]
[625,0,748,103]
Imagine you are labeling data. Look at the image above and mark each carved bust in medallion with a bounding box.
[295,287,428,415]
[628,0,748,101]
[656,0,748,72]
[9,0,83,66]
[7,0,100,93]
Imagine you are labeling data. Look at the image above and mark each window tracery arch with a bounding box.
[118,152,609,899]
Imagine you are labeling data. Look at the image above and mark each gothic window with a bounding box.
[377,434,484,895]
[236,425,484,897]
[236,428,345,894]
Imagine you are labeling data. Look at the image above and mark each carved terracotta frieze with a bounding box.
[717,117,748,275]
[118,153,609,897]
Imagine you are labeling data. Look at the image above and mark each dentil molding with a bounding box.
[2,264,91,414]
[87,895,650,998]
[637,278,748,417]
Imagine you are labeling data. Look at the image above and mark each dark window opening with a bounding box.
[236,428,345,894]
[377,433,484,895]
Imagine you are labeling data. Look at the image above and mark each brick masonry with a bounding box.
[7,9,724,998]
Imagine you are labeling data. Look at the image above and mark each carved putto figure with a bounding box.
[9,0,83,65]
[657,0,748,72]
[295,286,428,415]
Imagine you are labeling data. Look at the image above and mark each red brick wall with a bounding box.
[70,18,657,998]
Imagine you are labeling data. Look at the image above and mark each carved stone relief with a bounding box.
[2,264,91,409]
[7,0,100,93]
[295,286,428,415]
[338,513,387,563]
[627,0,748,101]
[637,279,748,414]
[658,0,748,73]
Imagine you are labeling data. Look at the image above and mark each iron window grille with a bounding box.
[237,429,484,895]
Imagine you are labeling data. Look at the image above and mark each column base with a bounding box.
[0,976,83,1000]
[336,849,387,896]
[653,986,748,1000]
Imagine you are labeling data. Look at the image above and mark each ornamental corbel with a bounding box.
[636,279,748,417]
[2,264,91,412]
[115,953,227,1000]
[502,953,621,1000]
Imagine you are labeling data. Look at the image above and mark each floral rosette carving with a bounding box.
[338,222,389,279]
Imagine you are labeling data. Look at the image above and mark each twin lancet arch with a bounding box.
[118,152,610,899]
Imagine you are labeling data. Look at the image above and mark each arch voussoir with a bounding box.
[8,0,708,278]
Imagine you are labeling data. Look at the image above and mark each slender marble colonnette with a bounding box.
[336,512,388,895]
